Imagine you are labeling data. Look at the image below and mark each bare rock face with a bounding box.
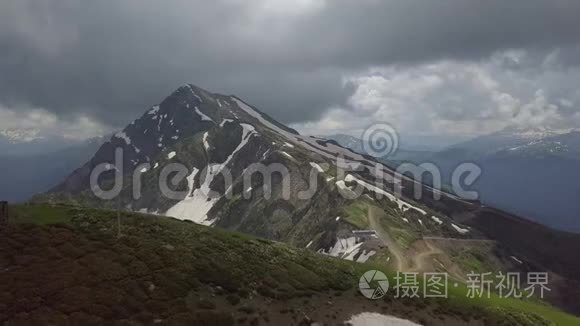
[42,84,360,246]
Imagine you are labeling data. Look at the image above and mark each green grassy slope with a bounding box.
[1,204,578,325]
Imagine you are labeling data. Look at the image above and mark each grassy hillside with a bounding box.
[1,204,578,325]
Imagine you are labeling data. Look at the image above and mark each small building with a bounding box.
[352,230,377,242]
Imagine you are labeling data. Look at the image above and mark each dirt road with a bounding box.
[367,205,450,274]
[408,240,444,272]
[367,205,407,271]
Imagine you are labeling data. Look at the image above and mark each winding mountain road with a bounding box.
[367,205,407,271]
[367,204,470,282]
[367,205,458,275]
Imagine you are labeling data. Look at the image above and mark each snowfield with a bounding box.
[344,174,427,215]
[194,107,214,122]
[318,237,375,263]
[431,216,443,225]
[219,119,234,127]
[280,151,294,160]
[203,132,210,150]
[346,313,421,326]
[114,131,131,145]
[309,162,325,173]
[165,123,256,225]
[356,250,377,263]
[451,223,469,234]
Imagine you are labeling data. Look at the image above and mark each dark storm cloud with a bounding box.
[1,0,580,128]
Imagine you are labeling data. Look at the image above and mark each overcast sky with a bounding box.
[1,0,580,142]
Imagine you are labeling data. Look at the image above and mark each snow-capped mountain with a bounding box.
[499,125,575,139]
[423,127,580,232]
[443,125,578,157]
[42,84,474,251]
[497,130,580,160]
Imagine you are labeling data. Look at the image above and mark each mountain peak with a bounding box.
[499,125,576,140]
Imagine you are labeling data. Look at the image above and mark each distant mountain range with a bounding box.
[428,127,580,232]
[329,127,580,232]
[0,137,106,202]
[0,128,95,156]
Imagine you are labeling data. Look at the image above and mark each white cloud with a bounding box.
[0,104,111,142]
[249,0,326,15]
[294,50,580,139]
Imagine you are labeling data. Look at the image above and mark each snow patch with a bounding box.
[335,180,353,194]
[511,256,523,264]
[203,132,210,150]
[194,107,214,122]
[185,84,203,102]
[219,119,234,127]
[346,313,421,326]
[306,241,313,248]
[344,174,427,215]
[167,151,176,159]
[165,124,256,225]
[451,223,469,234]
[356,250,376,263]
[431,216,443,225]
[148,105,159,115]
[114,131,131,145]
[309,162,325,173]
[322,237,363,260]
[344,248,361,261]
